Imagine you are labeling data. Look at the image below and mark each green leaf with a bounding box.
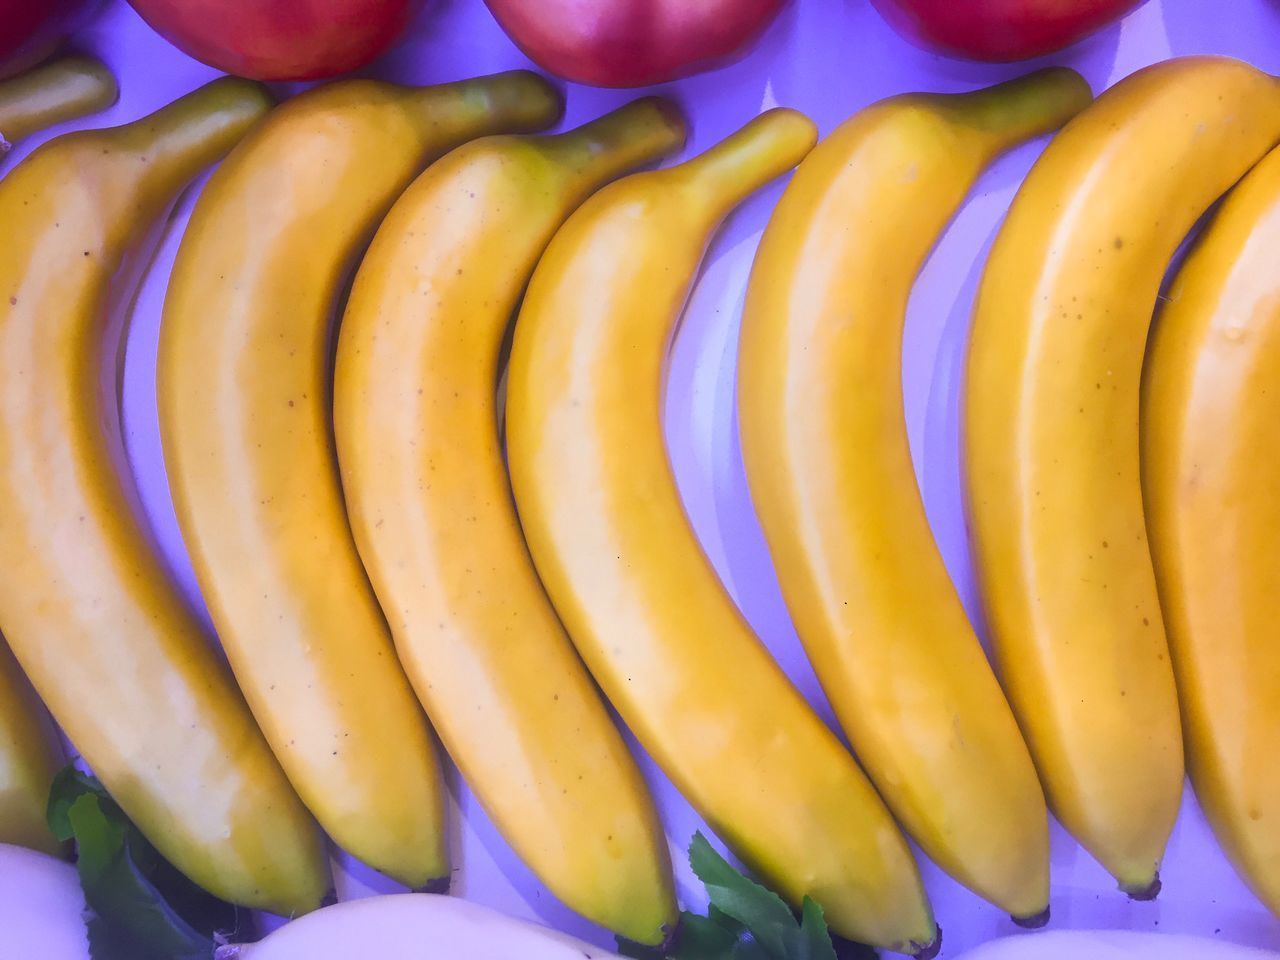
[69,793,211,958]
[671,913,741,960]
[729,932,773,960]
[688,834,798,958]
[47,766,107,842]
[46,765,244,960]
[706,905,744,935]
[620,833,876,960]
[798,898,838,960]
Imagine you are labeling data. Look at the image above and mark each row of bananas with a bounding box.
[0,48,1278,959]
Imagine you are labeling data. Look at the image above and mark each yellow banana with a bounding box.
[334,100,684,943]
[965,56,1280,895]
[0,640,63,856]
[505,110,937,956]
[1142,143,1280,916]
[157,72,560,889]
[0,55,117,157]
[0,78,330,914]
[738,70,1090,921]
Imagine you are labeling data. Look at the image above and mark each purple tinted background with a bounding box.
[9,0,1280,955]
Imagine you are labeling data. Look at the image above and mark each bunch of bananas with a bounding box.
[0,47,1278,959]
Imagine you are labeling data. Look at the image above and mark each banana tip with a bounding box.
[1122,873,1162,901]
[910,924,942,960]
[1011,906,1050,929]
[416,875,452,895]
[658,919,679,955]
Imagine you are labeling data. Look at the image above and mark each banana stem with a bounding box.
[944,67,1094,150]
[677,109,818,221]
[542,96,688,185]
[407,70,563,138]
[0,55,119,146]
[111,77,274,180]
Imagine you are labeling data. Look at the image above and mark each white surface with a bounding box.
[954,930,1279,960]
[230,894,622,960]
[0,844,90,960]
[6,0,1280,955]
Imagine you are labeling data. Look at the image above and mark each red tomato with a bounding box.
[483,0,787,88]
[870,0,1147,61]
[0,0,98,79]
[125,0,426,81]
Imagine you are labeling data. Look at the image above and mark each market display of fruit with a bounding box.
[3,1,1280,959]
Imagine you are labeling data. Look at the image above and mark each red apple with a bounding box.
[0,0,100,79]
[870,0,1148,62]
[125,0,426,81]
[484,0,787,88]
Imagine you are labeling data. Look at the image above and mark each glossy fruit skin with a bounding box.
[334,100,684,943]
[126,0,425,81]
[0,0,98,80]
[869,0,1146,62]
[157,72,560,891]
[484,0,786,87]
[965,56,1280,896]
[1142,144,1280,920]
[0,642,64,856]
[505,110,937,955]
[0,78,331,915]
[738,69,1090,921]
[0,55,116,156]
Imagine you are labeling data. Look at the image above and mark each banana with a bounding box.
[0,641,64,855]
[156,72,561,889]
[0,78,330,914]
[964,56,1280,895]
[333,100,684,941]
[222,893,623,960]
[1142,143,1280,916]
[738,70,1090,921]
[0,55,117,157]
[505,110,937,956]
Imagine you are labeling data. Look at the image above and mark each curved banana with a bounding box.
[965,56,1280,895]
[156,72,560,889]
[0,641,63,855]
[0,55,117,157]
[505,110,937,956]
[0,78,330,914]
[334,100,684,941]
[1142,143,1280,916]
[738,70,1090,921]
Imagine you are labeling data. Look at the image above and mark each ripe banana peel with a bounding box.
[965,56,1280,894]
[739,69,1090,920]
[334,100,685,942]
[0,55,116,156]
[0,78,331,914]
[505,110,937,956]
[157,72,561,889]
[1142,143,1280,917]
[0,641,63,856]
